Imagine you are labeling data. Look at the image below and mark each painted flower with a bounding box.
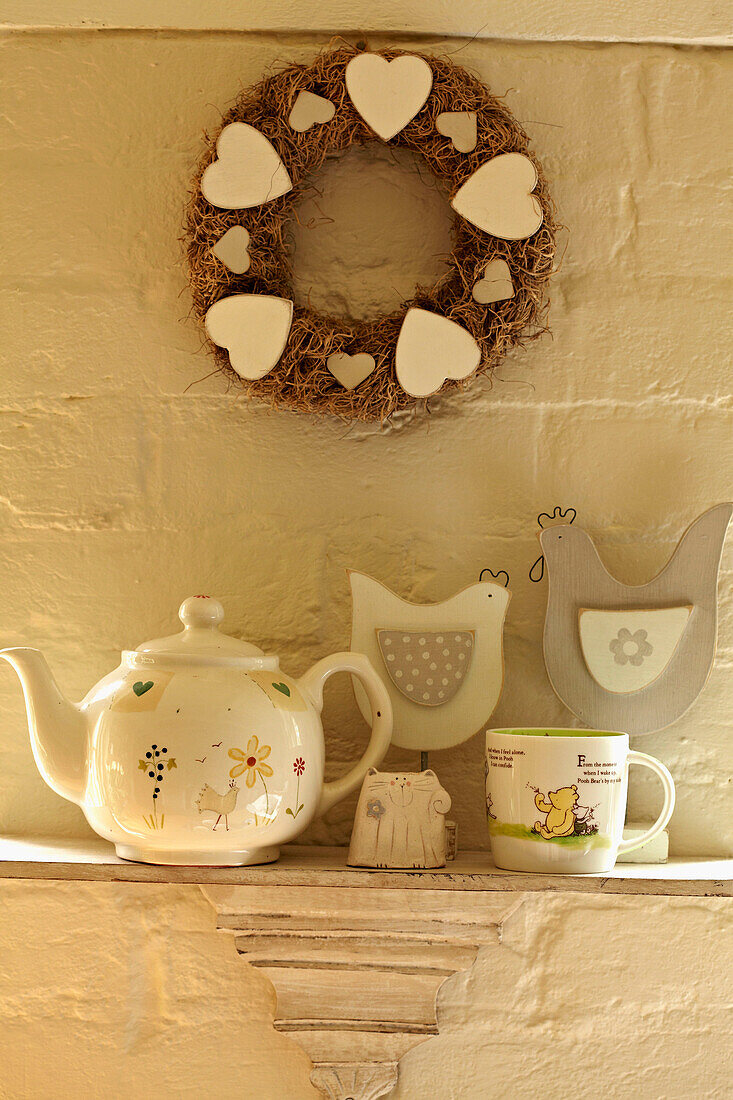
[229,736,273,787]
[293,757,306,776]
[366,798,386,821]
[609,628,654,667]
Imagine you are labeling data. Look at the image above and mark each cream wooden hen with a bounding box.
[349,571,510,751]
[541,503,732,734]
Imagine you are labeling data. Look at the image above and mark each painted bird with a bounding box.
[540,503,732,734]
[196,780,239,830]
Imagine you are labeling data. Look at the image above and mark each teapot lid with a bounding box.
[134,596,265,660]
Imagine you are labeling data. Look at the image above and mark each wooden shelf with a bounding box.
[3,836,731,1099]
[1,836,730,895]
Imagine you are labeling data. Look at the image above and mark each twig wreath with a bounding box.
[185,45,558,422]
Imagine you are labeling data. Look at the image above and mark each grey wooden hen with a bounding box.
[540,503,732,734]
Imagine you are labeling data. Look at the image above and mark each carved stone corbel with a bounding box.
[201,878,521,1100]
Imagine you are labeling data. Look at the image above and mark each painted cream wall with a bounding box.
[1,881,730,1099]
[0,14,731,1100]
[1,28,731,854]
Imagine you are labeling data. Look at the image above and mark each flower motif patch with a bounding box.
[366,799,386,820]
[609,628,654,666]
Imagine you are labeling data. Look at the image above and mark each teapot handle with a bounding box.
[297,651,393,818]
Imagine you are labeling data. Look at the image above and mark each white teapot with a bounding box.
[1,596,393,865]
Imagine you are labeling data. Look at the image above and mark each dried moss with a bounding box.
[184,45,558,422]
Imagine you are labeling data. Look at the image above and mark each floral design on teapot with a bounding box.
[286,756,307,819]
[229,736,273,826]
[138,743,177,829]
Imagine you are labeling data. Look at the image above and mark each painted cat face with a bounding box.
[365,767,442,808]
[388,775,415,807]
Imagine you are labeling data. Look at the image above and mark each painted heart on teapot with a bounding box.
[205,294,293,380]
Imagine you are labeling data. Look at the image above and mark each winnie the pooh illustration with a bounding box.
[533,785,579,839]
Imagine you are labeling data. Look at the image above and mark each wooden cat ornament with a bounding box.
[348,767,451,869]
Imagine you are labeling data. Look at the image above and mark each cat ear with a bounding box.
[422,769,436,778]
[368,767,378,776]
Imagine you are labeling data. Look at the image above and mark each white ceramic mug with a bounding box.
[485,728,675,873]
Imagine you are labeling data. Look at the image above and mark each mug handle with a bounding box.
[297,651,393,818]
[616,750,676,857]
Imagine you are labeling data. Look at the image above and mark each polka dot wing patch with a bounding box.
[376,629,475,706]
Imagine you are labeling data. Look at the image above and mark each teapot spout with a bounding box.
[0,648,87,806]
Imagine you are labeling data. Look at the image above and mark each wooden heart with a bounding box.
[327,352,375,390]
[204,294,293,380]
[395,308,480,398]
[377,629,475,706]
[211,226,251,274]
[452,153,542,240]
[345,53,433,141]
[289,90,336,132]
[472,259,514,304]
[436,110,477,152]
[201,122,292,210]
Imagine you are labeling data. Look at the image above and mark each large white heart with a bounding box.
[395,308,481,398]
[345,53,433,141]
[201,123,292,210]
[205,294,293,380]
[451,153,542,240]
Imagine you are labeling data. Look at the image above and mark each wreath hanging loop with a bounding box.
[185,45,557,422]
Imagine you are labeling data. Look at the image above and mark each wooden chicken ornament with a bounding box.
[347,569,510,868]
[540,504,732,734]
[348,571,511,751]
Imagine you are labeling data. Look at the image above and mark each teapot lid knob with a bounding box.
[179,595,225,630]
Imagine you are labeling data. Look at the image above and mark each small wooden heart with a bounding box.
[436,111,477,152]
[211,226,251,274]
[289,90,336,132]
[472,259,514,304]
[133,681,154,697]
[327,352,375,390]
